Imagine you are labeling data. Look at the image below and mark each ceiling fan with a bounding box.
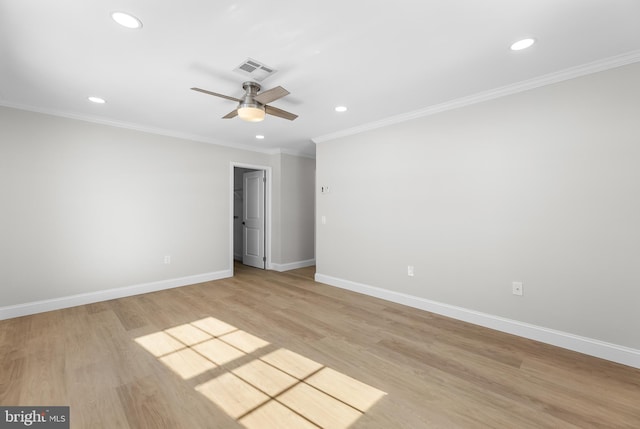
[191,81,298,122]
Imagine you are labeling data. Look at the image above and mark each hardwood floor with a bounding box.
[1,263,639,428]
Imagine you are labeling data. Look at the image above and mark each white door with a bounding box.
[242,170,266,269]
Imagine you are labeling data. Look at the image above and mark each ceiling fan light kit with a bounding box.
[238,104,266,122]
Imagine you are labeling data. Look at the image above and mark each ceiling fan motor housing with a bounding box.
[241,81,265,108]
[242,81,261,94]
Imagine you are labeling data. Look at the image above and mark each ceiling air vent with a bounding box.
[233,58,277,82]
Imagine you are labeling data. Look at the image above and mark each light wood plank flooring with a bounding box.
[1,264,639,428]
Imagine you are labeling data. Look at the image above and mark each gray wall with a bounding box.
[0,106,315,308]
[316,62,640,349]
[280,154,315,264]
[268,154,316,267]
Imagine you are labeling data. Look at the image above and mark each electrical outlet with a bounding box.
[164,255,171,264]
[512,281,523,296]
[407,265,414,277]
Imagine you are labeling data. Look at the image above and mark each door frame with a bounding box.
[229,162,272,274]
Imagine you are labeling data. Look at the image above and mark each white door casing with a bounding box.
[242,170,266,269]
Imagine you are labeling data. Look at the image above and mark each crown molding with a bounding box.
[312,49,640,144]
[280,148,316,159]
[0,101,315,157]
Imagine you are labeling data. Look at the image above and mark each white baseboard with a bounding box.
[270,259,316,272]
[0,270,232,321]
[315,273,640,369]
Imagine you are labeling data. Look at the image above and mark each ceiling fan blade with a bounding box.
[191,87,241,102]
[254,86,289,105]
[265,105,298,121]
[222,109,238,119]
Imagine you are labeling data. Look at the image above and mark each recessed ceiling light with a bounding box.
[111,12,143,29]
[256,135,265,140]
[335,106,348,112]
[88,96,106,104]
[510,38,536,51]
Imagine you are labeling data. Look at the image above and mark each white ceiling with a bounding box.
[2,1,640,158]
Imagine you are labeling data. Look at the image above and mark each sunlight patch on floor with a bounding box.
[191,317,237,337]
[134,331,186,357]
[196,372,269,419]
[232,359,298,396]
[306,367,387,413]
[165,323,213,346]
[220,330,270,353]
[277,382,362,429]
[134,316,387,428]
[238,400,318,429]
[159,348,216,379]
[260,348,324,379]
[193,338,246,366]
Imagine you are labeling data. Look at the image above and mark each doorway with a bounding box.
[230,163,272,272]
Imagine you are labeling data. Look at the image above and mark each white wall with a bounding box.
[0,106,315,312]
[316,62,640,354]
